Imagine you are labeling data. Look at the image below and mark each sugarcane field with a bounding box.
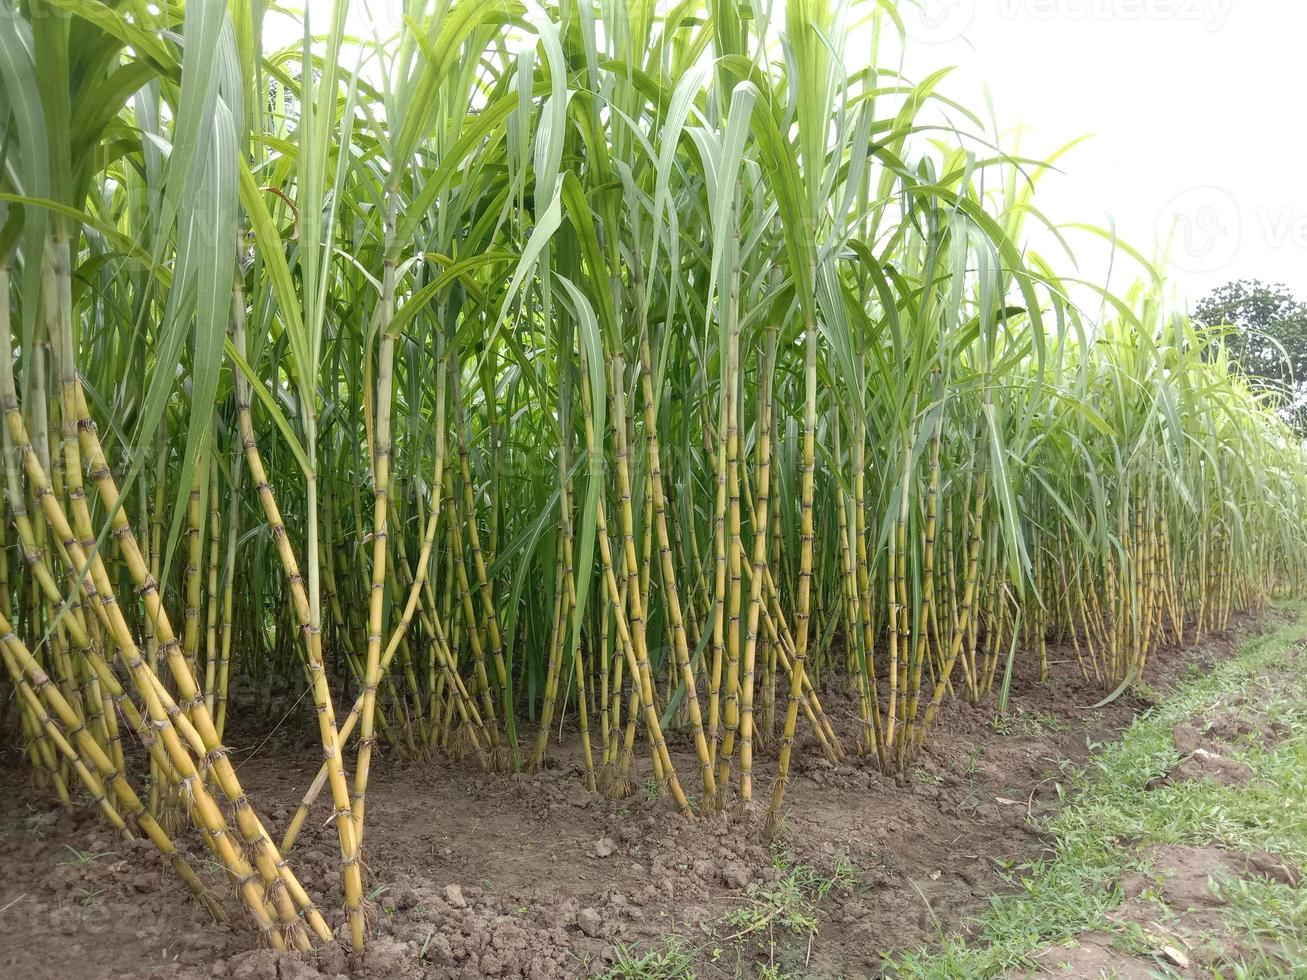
[2,0,1306,977]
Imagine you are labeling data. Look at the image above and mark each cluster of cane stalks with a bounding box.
[1,0,1304,953]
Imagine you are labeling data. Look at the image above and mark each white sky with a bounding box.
[893,0,1307,309]
[266,0,1307,311]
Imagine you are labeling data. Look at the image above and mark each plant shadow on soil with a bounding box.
[0,614,1271,979]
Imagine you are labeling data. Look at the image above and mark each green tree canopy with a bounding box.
[1196,280,1307,433]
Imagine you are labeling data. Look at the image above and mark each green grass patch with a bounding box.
[891,601,1307,977]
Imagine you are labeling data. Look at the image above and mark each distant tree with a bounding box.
[1195,280,1307,435]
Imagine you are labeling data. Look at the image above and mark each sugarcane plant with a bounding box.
[0,0,1304,955]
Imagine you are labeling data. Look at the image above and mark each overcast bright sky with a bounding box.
[268,0,1306,310]
[893,0,1307,309]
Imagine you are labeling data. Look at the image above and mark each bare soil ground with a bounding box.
[1028,841,1301,978]
[0,620,1260,979]
[1019,644,1307,979]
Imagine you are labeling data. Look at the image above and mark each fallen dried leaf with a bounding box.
[1159,945,1190,969]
